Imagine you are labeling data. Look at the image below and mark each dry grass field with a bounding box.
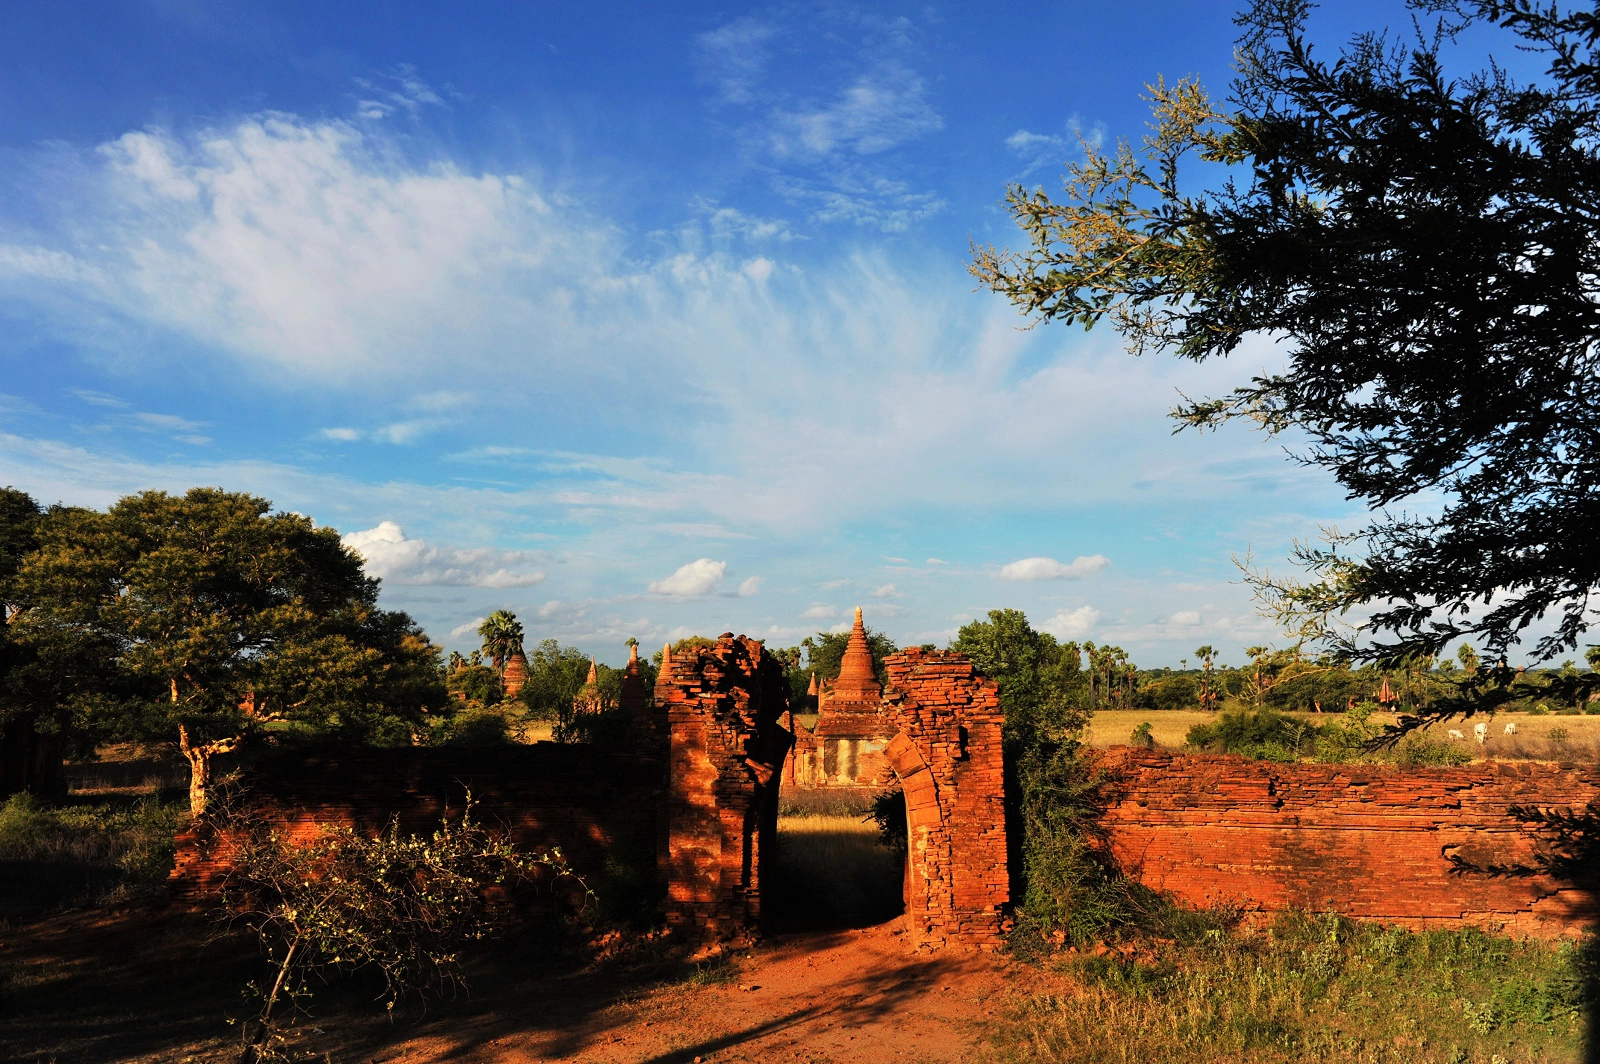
[1087,707,1600,761]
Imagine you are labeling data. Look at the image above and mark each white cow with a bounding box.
[1503,720,1518,736]
[1474,721,1489,745]
[1448,729,1465,740]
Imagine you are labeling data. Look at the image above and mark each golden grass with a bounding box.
[1087,708,1600,761]
[768,812,903,929]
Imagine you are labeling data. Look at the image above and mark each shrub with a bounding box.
[0,791,186,912]
[433,707,515,747]
[1187,709,1317,761]
[217,797,580,1062]
[1130,722,1155,749]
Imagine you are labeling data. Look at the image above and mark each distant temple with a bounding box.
[573,656,603,716]
[788,607,894,790]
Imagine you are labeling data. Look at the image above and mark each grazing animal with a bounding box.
[1474,722,1489,745]
[1448,729,1465,740]
[1503,720,1518,736]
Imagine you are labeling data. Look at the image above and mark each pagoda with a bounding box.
[789,607,895,790]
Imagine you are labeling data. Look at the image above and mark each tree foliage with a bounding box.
[952,609,1087,749]
[801,626,898,688]
[9,489,446,812]
[971,0,1600,682]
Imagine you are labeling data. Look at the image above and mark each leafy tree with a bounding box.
[970,0,1600,689]
[10,489,442,814]
[518,639,591,721]
[953,609,1087,751]
[0,488,75,797]
[1194,645,1220,711]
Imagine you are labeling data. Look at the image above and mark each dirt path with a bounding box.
[0,908,1009,1064]
[387,922,1007,1064]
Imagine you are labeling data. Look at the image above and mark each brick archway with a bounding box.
[879,649,1012,950]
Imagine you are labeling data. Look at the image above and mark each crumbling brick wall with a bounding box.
[1102,748,1600,937]
[880,648,1011,950]
[655,634,792,946]
[169,745,657,909]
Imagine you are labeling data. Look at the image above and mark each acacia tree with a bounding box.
[971,0,1600,710]
[11,489,444,814]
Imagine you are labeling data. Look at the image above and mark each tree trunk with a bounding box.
[178,724,239,817]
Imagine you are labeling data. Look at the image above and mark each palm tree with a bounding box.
[477,610,524,672]
[1245,645,1270,706]
[1195,645,1218,711]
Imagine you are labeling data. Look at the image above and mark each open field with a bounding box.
[1087,708,1600,761]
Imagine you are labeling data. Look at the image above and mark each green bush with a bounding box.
[0,791,187,913]
[1130,722,1155,749]
[1186,709,1317,761]
[432,707,515,747]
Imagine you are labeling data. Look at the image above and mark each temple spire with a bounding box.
[832,605,879,701]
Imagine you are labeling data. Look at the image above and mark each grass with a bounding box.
[0,787,188,920]
[1088,708,1600,762]
[995,913,1595,1064]
[768,812,903,930]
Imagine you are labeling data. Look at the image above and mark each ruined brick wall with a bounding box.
[170,745,657,907]
[656,634,792,946]
[1102,749,1600,937]
[881,649,1010,950]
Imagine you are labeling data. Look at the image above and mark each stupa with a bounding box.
[788,607,895,790]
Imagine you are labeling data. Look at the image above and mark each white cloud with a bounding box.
[926,558,948,565]
[537,600,565,618]
[321,427,361,442]
[820,579,851,589]
[70,389,129,408]
[694,16,777,105]
[648,558,727,597]
[869,583,902,599]
[1040,605,1100,639]
[801,604,838,620]
[1171,610,1202,626]
[771,62,942,158]
[996,555,1110,581]
[737,576,763,596]
[342,521,547,588]
[450,617,485,639]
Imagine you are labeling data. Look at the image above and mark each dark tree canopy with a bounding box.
[971,0,1600,676]
[9,488,446,811]
[952,609,1088,749]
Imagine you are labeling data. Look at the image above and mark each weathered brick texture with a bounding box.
[1102,748,1600,937]
[655,634,792,946]
[881,648,1011,950]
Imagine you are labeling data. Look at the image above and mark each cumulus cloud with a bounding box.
[737,576,763,596]
[1170,610,1201,626]
[1040,605,1100,639]
[996,555,1110,582]
[869,583,902,599]
[341,521,547,588]
[648,558,727,596]
[801,604,838,620]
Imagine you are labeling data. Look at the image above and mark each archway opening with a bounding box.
[764,785,904,931]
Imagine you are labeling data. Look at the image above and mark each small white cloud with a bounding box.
[801,604,838,620]
[450,617,486,639]
[926,558,948,565]
[1040,605,1100,639]
[742,257,774,283]
[1171,610,1202,626]
[648,558,727,597]
[321,427,362,441]
[820,579,851,589]
[884,556,909,564]
[537,600,565,618]
[342,521,547,588]
[869,583,902,599]
[996,555,1110,581]
[737,576,763,596]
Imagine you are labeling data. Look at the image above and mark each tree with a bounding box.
[10,489,438,814]
[953,609,1087,750]
[0,487,72,797]
[476,610,524,672]
[970,0,1600,687]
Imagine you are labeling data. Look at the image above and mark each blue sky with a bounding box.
[1,1,1482,667]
